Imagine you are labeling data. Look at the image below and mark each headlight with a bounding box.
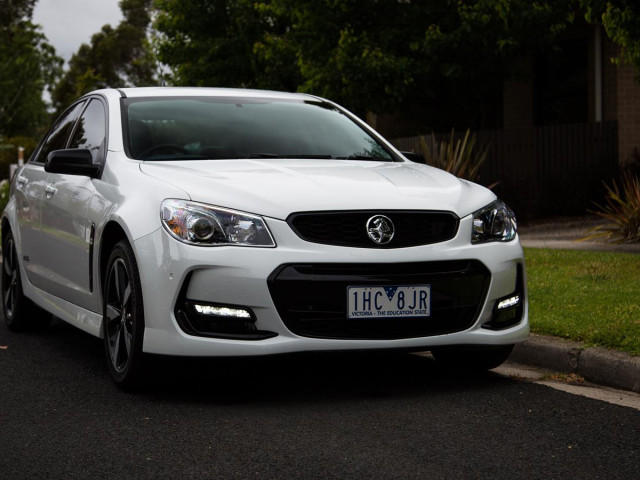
[161,199,276,247]
[471,200,517,244]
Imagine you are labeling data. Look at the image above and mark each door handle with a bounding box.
[45,184,57,198]
[16,175,28,186]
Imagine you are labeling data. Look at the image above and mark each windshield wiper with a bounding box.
[245,153,334,159]
[282,154,333,159]
[245,153,389,160]
[336,154,389,161]
[143,155,210,161]
[246,153,279,158]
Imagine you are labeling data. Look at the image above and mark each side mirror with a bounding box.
[45,149,101,177]
[400,151,426,164]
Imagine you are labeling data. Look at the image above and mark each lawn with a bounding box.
[524,247,640,355]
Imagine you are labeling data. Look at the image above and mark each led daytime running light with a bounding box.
[497,295,520,310]
[194,304,252,319]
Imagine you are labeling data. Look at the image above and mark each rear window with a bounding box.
[123,97,395,162]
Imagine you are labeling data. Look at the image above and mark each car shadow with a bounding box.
[1,315,516,405]
[142,350,514,405]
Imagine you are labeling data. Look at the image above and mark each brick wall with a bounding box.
[600,35,640,166]
[613,61,640,166]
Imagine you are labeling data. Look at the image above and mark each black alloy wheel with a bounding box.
[2,231,43,331]
[103,240,145,389]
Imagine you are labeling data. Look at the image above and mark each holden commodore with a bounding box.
[1,87,528,389]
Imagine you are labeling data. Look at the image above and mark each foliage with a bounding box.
[525,247,640,355]
[154,0,288,90]
[0,178,10,215]
[581,0,640,76]
[250,0,421,115]
[51,0,157,114]
[0,136,38,180]
[153,0,577,128]
[0,0,35,24]
[0,0,62,137]
[587,172,640,243]
[418,130,489,183]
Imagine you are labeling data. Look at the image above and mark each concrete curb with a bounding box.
[517,215,640,254]
[520,238,640,254]
[510,334,640,393]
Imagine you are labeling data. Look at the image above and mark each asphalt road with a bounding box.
[1,316,639,479]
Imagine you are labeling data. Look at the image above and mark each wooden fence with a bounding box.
[391,121,619,218]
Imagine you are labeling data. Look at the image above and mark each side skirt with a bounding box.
[21,273,103,338]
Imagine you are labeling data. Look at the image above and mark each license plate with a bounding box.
[347,285,431,319]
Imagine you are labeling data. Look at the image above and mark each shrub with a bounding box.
[0,179,10,215]
[588,172,640,243]
[418,129,490,183]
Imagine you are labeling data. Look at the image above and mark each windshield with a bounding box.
[123,97,395,162]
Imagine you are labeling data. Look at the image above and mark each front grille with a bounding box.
[268,261,490,340]
[287,211,459,248]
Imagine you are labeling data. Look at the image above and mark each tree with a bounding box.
[252,0,421,115]
[581,0,640,75]
[154,0,577,132]
[0,0,35,26]
[0,0,62,138]
[256,1,577,125]
[51,0,157,113]
[154,0,298,90]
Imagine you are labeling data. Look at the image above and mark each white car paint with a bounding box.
[2,87,529,385]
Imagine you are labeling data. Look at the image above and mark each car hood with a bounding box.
[139,159,495,220]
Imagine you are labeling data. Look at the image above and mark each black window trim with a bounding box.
[67,95,109,174]
[28,93,110,179]
[29,99,87,166]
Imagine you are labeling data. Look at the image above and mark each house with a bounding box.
[504,22,640,170]
[386,20,636,217]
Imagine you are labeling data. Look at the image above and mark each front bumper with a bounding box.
[134,214,529,356]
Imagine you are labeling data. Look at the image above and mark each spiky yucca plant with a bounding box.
[418,129,490,182]
[588,172,640,243]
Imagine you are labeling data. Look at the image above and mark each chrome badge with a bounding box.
[366,215,395,245]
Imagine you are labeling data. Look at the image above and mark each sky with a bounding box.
[33,0,124,64]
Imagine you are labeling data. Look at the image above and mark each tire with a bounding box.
[432,345,514,372]
[2,230,45,331]
[103,240,146,390]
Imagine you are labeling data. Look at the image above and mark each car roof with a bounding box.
[111,87,318,101]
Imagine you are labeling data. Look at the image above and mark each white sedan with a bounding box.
[2,87,528,389]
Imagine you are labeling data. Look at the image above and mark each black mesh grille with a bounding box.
[268,260,490,340]
[287,211,459,248]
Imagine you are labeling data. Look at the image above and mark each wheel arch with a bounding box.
[1,216,21,277]
[99,221,130,288]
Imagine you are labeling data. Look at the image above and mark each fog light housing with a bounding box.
[176,299,278,340]
[483,265,525,330]
[490,294,521,327]
[173,273,277,340]
[179,300,260,337]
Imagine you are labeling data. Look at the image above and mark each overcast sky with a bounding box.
[33,0,123,64]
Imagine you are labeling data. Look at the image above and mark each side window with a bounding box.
[32,101,86,164]
[69,99,107,164]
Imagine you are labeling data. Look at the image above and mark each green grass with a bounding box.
[524,248,640,355]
